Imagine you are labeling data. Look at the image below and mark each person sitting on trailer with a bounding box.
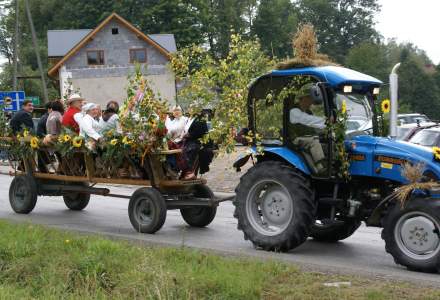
[79,103,102,147]
[10,100,34,134]
[179,108,214,180]
[99,100,122,134]
[44,100,64,141]
[36,101,53,137]
[62,94,85,133]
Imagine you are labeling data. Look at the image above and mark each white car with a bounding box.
[397,113,430,125]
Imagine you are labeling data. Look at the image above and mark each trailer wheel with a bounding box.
[180,185,217,227]
[129,187,167,234]
[382,198,440,272]
[310,219,361,242]
[9,175,38,214]
[63,183,90,211]
[234,161,315,252]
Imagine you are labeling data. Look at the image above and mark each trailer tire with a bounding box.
[382,198,440,273]
[63,183,90,211]
[310,219,361,242]
[129,187,166,234]
[180,185,217,227]
[233,161,315,252]
[9,175,38,214]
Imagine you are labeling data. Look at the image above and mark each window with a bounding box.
[112,28,119,35]
[129,48,147,63]
[87,50,104,65]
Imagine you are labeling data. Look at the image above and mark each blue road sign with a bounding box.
[0,91,26,112]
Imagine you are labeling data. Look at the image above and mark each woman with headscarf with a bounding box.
[79,103,102,142]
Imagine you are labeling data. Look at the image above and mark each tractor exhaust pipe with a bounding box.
[389,63,401,138]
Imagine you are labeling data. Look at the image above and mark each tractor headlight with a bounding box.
[343,85,353,93]
[373,87,380,95]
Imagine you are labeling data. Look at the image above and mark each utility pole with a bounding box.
[12,0,19,90]
[24,0,49,103]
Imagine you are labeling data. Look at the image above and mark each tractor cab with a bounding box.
[245,66,382,177]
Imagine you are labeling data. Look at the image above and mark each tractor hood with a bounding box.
[348,135,440,183]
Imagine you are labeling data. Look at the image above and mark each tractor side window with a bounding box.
[252,77,289,145]
[255,96,284,142]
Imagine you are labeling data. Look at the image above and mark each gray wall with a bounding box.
[64,19,169,79]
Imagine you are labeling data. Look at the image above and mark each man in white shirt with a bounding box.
[289,84,325,130]
[288,83,326,174]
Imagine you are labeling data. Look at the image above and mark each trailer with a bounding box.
[4,138,230,233]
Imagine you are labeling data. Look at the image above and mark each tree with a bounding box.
[345,42,389,81]
[252,0,298,58]
[297,0,380,63]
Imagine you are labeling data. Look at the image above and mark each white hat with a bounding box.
[82,102,97,112]
[172,105,182,111]
[67,93,84,105]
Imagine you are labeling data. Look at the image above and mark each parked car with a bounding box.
[408,125,440,147]
[398,113,430,125]
[396,122,437,141]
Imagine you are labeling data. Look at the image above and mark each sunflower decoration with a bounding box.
[30,137,39,149]
[122,136,133,146]
[433,147,440,161]
[72,136,83,148]
[63,134,71,143]
[110,139,118,146]
[381,99,391,114]
[23,129,29,138]
[341,99,347,114]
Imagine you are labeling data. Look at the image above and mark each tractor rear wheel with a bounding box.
[382,198,440,273]
[310,219,361,242]
[234,161,315,252]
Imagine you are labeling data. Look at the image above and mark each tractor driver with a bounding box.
[288,83,326,174]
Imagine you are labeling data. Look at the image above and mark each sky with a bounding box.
[376,0,440,64]
[0,1,439,65]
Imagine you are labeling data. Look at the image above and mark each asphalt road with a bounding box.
[0,174,439,286]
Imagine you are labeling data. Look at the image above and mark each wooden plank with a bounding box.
[152,149,182,155]
[84,153,95,180]
[33,172,153,186]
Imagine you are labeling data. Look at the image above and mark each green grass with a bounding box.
[0,220,438,299]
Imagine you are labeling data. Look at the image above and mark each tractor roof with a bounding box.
[269,66,382,88]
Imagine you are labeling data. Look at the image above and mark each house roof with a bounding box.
[47,13,174,77]
[48,31,177,57]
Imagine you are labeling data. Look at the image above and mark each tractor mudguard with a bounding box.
[241,147,311,175]
[367,188,440,226]
[233,153,252,172]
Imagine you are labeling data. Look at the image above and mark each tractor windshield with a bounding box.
[335,93,373,133]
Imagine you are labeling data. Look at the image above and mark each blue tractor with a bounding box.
[233,66,440,272]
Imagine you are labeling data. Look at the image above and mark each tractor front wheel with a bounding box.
[234,161,315,252]
[382,198,440,273]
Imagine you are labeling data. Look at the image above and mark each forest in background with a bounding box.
[0,0,439,119]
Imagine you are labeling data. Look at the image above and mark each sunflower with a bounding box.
[72,136,83,148]
[122,136,133,145]
[30,137,39,149]
[433,147,440,161]
[381,99,391,114]
[63,135,71,143]
[341,99,347,114]
[23,129,29,137]
[110,139,118,146]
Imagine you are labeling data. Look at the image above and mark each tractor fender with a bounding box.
[256,147,311,175]
[367,189,440,227]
